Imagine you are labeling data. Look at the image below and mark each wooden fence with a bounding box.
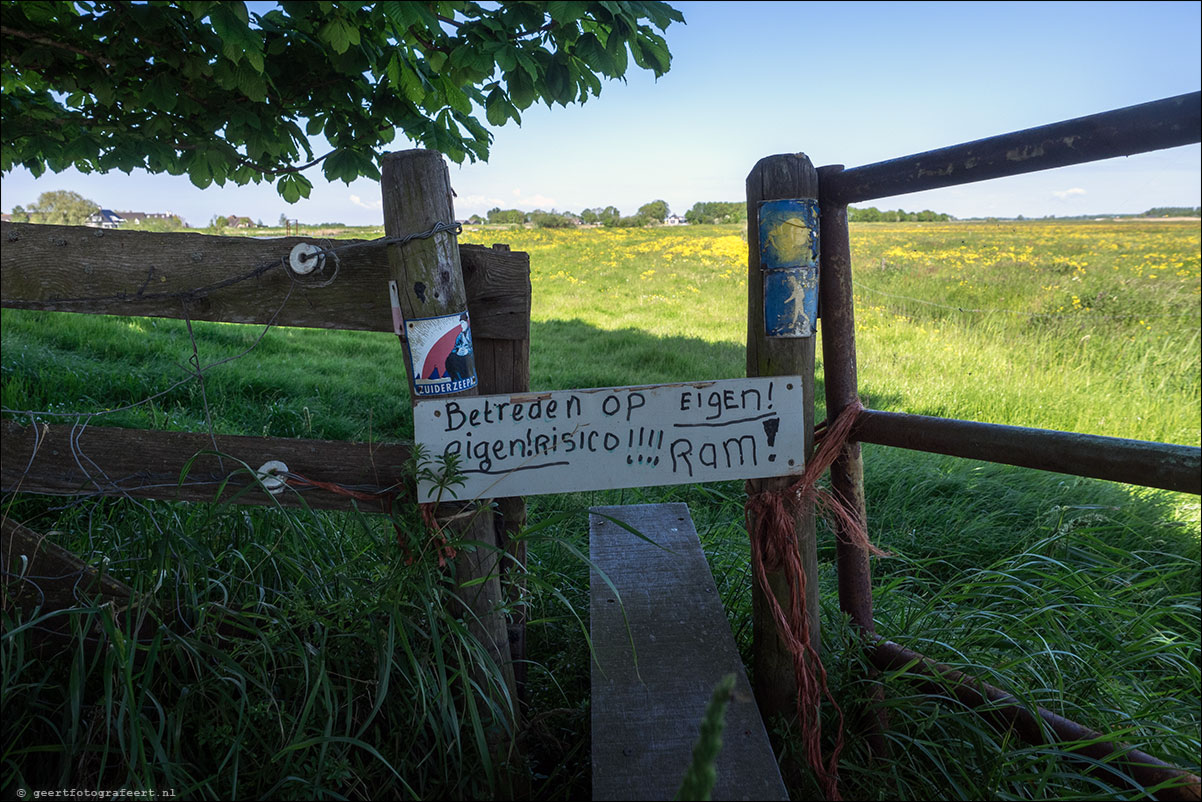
[0,222,531,510]
[795,90,1201,799]
[2,93,1199,799]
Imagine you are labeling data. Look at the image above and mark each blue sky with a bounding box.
[2,1,1199,226]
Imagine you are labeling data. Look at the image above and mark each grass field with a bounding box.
[3,219,1199,800]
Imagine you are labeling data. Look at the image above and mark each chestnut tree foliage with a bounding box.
[1,1,683,202]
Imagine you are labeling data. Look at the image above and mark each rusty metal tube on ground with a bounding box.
[868,639,1202,801]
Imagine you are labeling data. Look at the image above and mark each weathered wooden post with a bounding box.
[380,149,518,719]
[745,153,820,721]
[472,242,532,705]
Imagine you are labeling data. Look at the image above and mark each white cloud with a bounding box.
[517,193,557,208]
[460,193,505,207]
[349,194,382,210]
[1052,187,1087,200]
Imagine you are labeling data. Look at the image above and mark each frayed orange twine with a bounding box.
[417,501,459,567]
[745,399,887,801]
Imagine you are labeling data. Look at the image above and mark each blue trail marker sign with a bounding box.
[414,377,805,502]
[759,198,820,338]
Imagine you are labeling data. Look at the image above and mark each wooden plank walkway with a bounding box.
[590,503,788,801]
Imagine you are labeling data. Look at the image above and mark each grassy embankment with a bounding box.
[2,219,1198,799]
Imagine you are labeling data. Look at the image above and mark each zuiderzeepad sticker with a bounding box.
[406,311,478,397]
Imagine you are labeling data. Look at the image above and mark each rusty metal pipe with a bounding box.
[854,409,1201,495]
[822,92,1201,204]
[869,639,1202,801]
[816,173,876,635]
[819,168,890,758]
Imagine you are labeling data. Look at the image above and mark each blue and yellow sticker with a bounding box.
[759,198,819,338]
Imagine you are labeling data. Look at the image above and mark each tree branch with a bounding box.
[235,149,334,176]
[0,25,113,69]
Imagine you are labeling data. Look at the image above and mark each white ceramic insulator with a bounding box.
[289,243,324,275]
[256,460,289,495]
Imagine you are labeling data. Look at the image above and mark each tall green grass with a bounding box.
[3,220,1199,799]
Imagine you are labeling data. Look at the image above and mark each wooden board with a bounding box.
[2,516,134,615]
[414,377,805,502]
[590,503,788,801]
[1,420,412,512]
[0,222,530,340]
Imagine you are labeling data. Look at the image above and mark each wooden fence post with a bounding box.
[473,242,532,707]
[380,149,518,722]
[746,154,820,722]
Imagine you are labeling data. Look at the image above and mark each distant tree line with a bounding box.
[1141,207,1200,218]
[471,200,959,228]
[481,200,675,229]
[684,201,745,224]
[848,206,953,222]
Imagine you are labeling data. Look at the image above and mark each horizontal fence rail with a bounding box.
[1,420,412,512]
[0,222,532,515]
[0,222,530,339]
[821,92,1201,204]
[854,409,1202,495]
[816,93,1202,497]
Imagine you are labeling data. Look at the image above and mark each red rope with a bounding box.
[745,399,886,800]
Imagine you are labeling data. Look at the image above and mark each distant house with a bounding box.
[664,213,688,226]
[116,210,177,226]
[225,215,255,228]
[85,209,126,229]
[0,213,11,223]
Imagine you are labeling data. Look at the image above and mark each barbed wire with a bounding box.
[24,220,462,308]
[2,220,459,539]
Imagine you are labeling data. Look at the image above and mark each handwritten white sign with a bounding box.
[413,377,805,502]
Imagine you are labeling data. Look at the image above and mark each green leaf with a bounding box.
[319,17,360,55]
[378,1,419,29]
[634,31,671,75]
[505,69,536,110]
[605,27,629,75]
[188,153,212,189]
[209,2,262,68]
[496,45,518,74]
[235,62,268,102]
[513,47,538,80]
[485,88,515,126]
[398,60,425,105]
[441,79,472,115]
[385,52,402,89]
[543,59,573,106]
[92,80,114,107]
[276,173,312,203]
[574,32,614,76]
[547,1,588,24]
[143,73,178,113]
